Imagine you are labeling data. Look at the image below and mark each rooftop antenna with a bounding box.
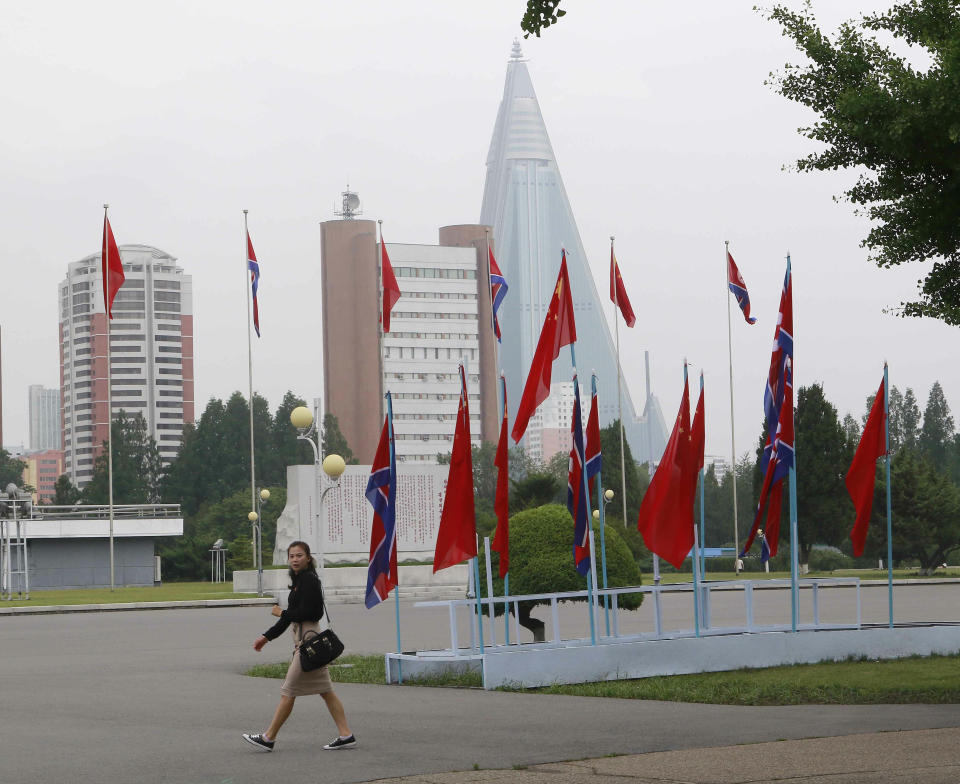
[334,186,362,220]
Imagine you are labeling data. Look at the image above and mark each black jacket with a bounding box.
[263,570,325,641]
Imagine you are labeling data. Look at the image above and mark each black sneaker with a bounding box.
[242,733,275,752]
[323,734,357,750]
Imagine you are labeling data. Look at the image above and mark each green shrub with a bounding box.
[480,504,644,620]
[808,547,854,572]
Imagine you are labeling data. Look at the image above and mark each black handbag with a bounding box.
[299,628,344,671]
[297,580,344,671]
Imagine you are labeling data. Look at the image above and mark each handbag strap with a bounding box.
[318,574,333,628]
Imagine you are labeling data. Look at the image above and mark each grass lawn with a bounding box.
[512,654,960,704]
[248,654,483,688]
[247,652,960,704]
[1,581,259,607]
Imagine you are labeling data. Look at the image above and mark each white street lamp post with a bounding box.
[248,487,270,597]
[290,406,346,580]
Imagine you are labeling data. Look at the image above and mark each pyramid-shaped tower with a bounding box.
[480,42,667,465]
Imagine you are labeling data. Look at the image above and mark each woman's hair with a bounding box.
[287,540,318,584]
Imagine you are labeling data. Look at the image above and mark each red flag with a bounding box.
[637,373,696,569]
[101,216,126,320]
[512,252,577,442]
[690,380,705,476]
[491,377,510,578]
[380,238,401,333]
[847,377,887,557]
[434,366,477,572]
[609,249,636,327]
[585,384,602,501]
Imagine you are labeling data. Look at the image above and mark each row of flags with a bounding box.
[363,242,634,608]
[102,210,892,594]
[232,214,894,625]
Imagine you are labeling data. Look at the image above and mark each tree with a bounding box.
[479,504,642,641]
[0,448,26,490]
[887,449,960,573]
[157,485,287,581]
[82,411,164,504]
[521,0,565,38]
[597,420,647,526]
[163,391,299,516]
[510,472,562,510]
[764,2,960,323]
[51,474,81,505]
[920,381,955,466]
[794,384,852,567]
[270,391,315,476]
[322,413,357,465]
[545,450,568,490]
[842,413,861,445]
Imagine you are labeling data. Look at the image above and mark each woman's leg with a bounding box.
[265,695,296,740]
[320,690,351,736]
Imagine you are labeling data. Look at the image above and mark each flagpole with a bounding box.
[611,238,629,530]
[500,373,511,645]
[103,204,116,592]
[786,255,800,632]
[243,211,256,526]
[386,391,403,676]
[569,352,597,645]
[485,229,511,635]
[462,358,485,654]
[377,220,386,419]
[691,369,702,637]
[884,361,893,628]
[592,373,611,637]
[724,241,741,573]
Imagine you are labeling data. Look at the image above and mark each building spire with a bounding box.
[510,39,524,61]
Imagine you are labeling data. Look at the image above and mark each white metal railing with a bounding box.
[414,577,862,656]
[27,504,182,520]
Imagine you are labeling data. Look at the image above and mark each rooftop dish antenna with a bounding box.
[334,187,362,220]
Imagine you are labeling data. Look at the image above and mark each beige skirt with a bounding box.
[280,620,333,697]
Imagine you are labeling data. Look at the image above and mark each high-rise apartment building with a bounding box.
[479,42,668,464]
[526,380,587,463]
[59,245,194,487]
[22,448,64,503]
[28,384,60,451]
[320,217,497,464]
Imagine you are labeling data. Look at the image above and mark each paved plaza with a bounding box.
[1,583,959,783]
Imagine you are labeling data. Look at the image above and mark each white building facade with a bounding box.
[383,243,483,463]
[28,384,61,452]
[59,245,194,487]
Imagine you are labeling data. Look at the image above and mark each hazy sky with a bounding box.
[2,1,955,463]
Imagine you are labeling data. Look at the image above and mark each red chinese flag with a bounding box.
[434,367,478,572]
[101,216,126,319]
[847,377,887,557]
[512,253,577,442]
[609,249,636,327]
[491,379,510,577]
[380,239,401,333]
[637,374,695,569]
[689,381,705,476]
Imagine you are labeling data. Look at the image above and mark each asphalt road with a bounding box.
[2,584,959,784]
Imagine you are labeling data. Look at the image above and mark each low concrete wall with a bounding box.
[233,564,469,603]
[29,538,157,589]
[479,626,960,689]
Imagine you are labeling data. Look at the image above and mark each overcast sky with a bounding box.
[2,1,956,464]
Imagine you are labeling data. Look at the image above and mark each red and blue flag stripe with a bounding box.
[365,401,398,609]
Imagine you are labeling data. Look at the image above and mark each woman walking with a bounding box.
[243,540,356,752]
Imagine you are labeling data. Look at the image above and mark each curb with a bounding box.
[0,597,277,616]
